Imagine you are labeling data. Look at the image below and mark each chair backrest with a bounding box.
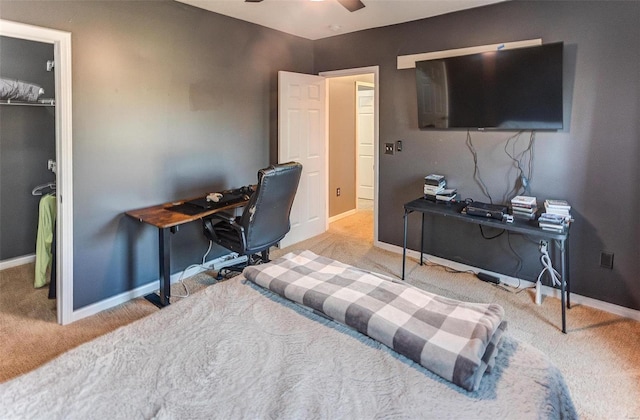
[239,162,302,254]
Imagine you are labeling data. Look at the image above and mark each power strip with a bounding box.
[210,253,248,271]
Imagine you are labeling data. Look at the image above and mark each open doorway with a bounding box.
[0,35,57,317]
[0,19,74,325]
[321,67,378,244]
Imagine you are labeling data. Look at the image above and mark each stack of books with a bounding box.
[436,188,457,202]
[538,213,568,232]
[544,199,572,222]
[424,174,446,201]
[510,195,538,219]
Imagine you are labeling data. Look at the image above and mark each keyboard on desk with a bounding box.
[168,187,253,216]
[187,193,245,210]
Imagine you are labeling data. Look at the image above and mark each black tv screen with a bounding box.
[415,42,563,130]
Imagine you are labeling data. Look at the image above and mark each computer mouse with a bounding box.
[206,192,223,202]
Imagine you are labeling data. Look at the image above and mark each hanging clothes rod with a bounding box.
[0,99,55,107]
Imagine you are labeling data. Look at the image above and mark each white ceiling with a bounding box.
[176,0,505,40]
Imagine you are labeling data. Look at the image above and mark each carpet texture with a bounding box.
[1,208,638,419]
[0,274,576,419]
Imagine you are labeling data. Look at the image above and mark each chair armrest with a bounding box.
[205,211,236,223]
[203,213,245,248]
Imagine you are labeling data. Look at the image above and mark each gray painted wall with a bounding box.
[0,36,55,260]
[1,0,638,313]
[0,0,313,309]
[314,1,640,311]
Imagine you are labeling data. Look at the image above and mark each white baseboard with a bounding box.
[70,254,240,323]
[329,209,357,224]
[71,242,640,325]
[71,280,161,322]
[0,254,36,270]
[376,241,640,322]
[540,286,640,322]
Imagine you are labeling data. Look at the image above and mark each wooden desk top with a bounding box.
[126,196,248,229]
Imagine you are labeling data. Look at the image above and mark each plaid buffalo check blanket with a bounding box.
[244,250,507,391]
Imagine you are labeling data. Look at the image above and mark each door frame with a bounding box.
[319,66,379,245]
[0,19,74,325]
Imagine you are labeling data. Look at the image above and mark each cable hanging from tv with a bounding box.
[503,131,536,202]
[465,130,494,204]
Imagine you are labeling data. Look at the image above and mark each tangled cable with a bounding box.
[538,245,561,288]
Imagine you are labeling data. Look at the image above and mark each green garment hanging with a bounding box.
[35,194,56,288]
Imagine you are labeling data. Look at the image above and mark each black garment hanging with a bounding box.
[48,221,56,300]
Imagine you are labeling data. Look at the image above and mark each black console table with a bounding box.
[402,197,571,333]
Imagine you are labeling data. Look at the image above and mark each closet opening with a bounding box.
[0,19,73,325]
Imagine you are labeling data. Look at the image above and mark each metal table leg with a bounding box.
[402,209,409,280]
[566,237,571,309]
[559,238,567,333]
[420,213,425,266]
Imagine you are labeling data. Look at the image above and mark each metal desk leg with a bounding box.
[402,209,409,280]
[420,213,425,266]
[145,227,172,308]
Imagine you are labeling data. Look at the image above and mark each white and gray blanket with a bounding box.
[0,264,577,419]
[244,250,506,391]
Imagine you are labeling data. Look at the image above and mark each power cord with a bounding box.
[503,131,536,201]
[536,240,561,304]
[422,257,476,275]
[478,225,504,240]
[466,130,493,204]
[465,130,536,204]
[170,241,214,299]
[506,231,523,280]
[424,255,531,295]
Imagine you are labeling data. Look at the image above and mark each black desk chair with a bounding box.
[202,162,302,268]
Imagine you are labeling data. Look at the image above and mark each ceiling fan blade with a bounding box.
[337,0,365,12]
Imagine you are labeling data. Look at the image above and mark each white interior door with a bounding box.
[278,71,327,248]
[356,82,374,201]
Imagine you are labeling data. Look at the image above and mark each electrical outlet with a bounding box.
[384,143,395,155]
[600,252,614,269]
[539,240,548,253]
[396,140,403,152]
[336,187,341,197]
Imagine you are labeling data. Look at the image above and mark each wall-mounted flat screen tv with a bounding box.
[415,42,563,130]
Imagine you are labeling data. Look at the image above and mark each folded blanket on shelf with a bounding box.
[244,250,507,391]
[0,77,44,102]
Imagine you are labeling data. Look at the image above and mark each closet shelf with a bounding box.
[1,99,55,107]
